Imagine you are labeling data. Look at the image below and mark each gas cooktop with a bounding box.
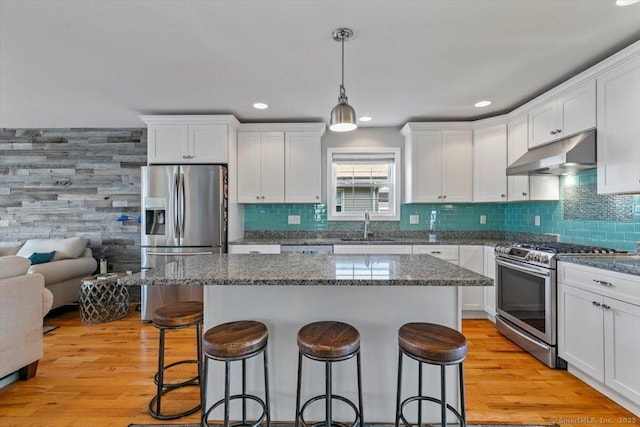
[494,242,627,268]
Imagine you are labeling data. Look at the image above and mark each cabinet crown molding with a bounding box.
[139,115,240,127]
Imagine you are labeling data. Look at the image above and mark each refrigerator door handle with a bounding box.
[147,251,215,256]
[180,173,186,237]
[174,173,181,239]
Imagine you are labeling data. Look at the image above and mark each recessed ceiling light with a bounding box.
[616,0,640,5]
[359,116,372,122]
[253,102,269,110]
[474,100,492,108]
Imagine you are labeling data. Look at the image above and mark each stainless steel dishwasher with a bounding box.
[280,245,333,255]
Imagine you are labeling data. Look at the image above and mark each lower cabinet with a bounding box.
[333,245,412,255]
[459,246,485,312]
[483,246,496,319]
[558,262,640,413]
[228,245,281,254]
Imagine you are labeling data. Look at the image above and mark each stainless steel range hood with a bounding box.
[506,129,596,176]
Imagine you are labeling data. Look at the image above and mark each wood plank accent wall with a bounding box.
[0,128,147,274]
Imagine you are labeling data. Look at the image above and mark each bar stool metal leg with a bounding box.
[325,360,332,427]
[294,352,303,427]
[395,350,403,427]
[440,365,446,427]
[264,347,271,427]
[356,352,364,427]
[459,363,466,427]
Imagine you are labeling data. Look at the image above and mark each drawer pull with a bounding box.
[602,304,611,310]
[430,251,442,254]
[249,251,260,254]
[592,301,602,307]
[593,279,613,287]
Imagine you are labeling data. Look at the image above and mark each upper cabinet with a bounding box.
[597,56,640,194]
[527,81,596,149]
[402,124,473,203]
[237,131,285,203]
[473,123,507,202]
[236,123,326,204]
[507,115,559,201]
[285,132,322,203]
[140,115,239,164]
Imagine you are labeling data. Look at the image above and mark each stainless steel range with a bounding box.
[494,242,625,369]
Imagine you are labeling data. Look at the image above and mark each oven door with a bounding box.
[496,257,556,345]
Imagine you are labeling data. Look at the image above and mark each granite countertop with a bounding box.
[231,236,504,246]
[118,253,493,287]
[558,254,640,277]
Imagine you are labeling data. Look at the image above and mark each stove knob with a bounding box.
[541,255,549,264]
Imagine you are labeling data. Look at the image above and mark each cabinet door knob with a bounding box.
[261,196,265,199]
[442,195,446,199]
[556,129,562,134]
[183,155,189,159]
[592,301,602,307]
[522,192,527,196]
[316,196,320,200]
[501,194,506,198]
[256,196,260,200]
[602,304,611,310]
[550,130,556,135]
[437,195,442,199]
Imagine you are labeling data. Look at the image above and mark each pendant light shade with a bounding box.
[329,28,357,132]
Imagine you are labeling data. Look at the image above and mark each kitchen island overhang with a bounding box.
[119,253,492,424]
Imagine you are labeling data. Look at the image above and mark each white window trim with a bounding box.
[327,147,401,221]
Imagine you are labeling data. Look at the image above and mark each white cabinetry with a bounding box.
[459,246,485,312]
[507,115,559,201]
[528,81,596,149]
[483,246,496,318]
[141,115,238,164]
[333,245,412,255]
[597,56,640,194]
[412,245,459,261]
[228,245,281,254]
[558,262,640,414]
[285,132,322,203]
[402,124,473,203]
[237,124,326,204]
[473,123,507,202]
[237,132,285,203]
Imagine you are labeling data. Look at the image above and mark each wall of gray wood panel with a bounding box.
[0,128,147,277]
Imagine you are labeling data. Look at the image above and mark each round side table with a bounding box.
[79,273,130,324]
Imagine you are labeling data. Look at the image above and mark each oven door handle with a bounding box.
[496,258,551,278]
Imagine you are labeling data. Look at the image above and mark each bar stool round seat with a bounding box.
[149,301,203,420]
[395,322,468,427]
[201,320,271,427]
[295,321,363,427]
[398,322,467,364]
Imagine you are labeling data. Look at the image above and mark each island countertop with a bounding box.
[118,253,493,287]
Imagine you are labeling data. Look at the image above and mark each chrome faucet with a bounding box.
[364,210,370,239]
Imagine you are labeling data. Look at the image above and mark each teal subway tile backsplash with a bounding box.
[244,204,328,231]
[243,171,640,251]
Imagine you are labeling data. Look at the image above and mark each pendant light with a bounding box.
[329,28,357,132]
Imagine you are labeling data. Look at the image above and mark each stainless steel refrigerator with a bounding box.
[140,165,227,321]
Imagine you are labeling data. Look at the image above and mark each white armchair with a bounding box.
[0,256,53,380]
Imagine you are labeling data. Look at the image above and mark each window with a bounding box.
[327,147,401,220]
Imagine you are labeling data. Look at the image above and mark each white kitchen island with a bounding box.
[120,253,492,424]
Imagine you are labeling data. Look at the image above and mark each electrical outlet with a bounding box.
[288,215,301,225]
[534,215,541,226]
[480,215,487,225]
[409,215,420,225]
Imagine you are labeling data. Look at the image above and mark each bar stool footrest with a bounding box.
[148,383,202,420]
[153,359,200,389]
[398,395,465,427]
[299,394,361,427]
[203,394,267,427]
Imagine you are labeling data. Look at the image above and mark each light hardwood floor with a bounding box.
[0,307,636,427]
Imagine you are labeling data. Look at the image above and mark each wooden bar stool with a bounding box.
[201,320,270,427]
[395,322,467,427]
[295,321,363,427]
[149,301,203,420]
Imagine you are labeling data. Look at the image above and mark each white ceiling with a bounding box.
[1,0,640,129]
